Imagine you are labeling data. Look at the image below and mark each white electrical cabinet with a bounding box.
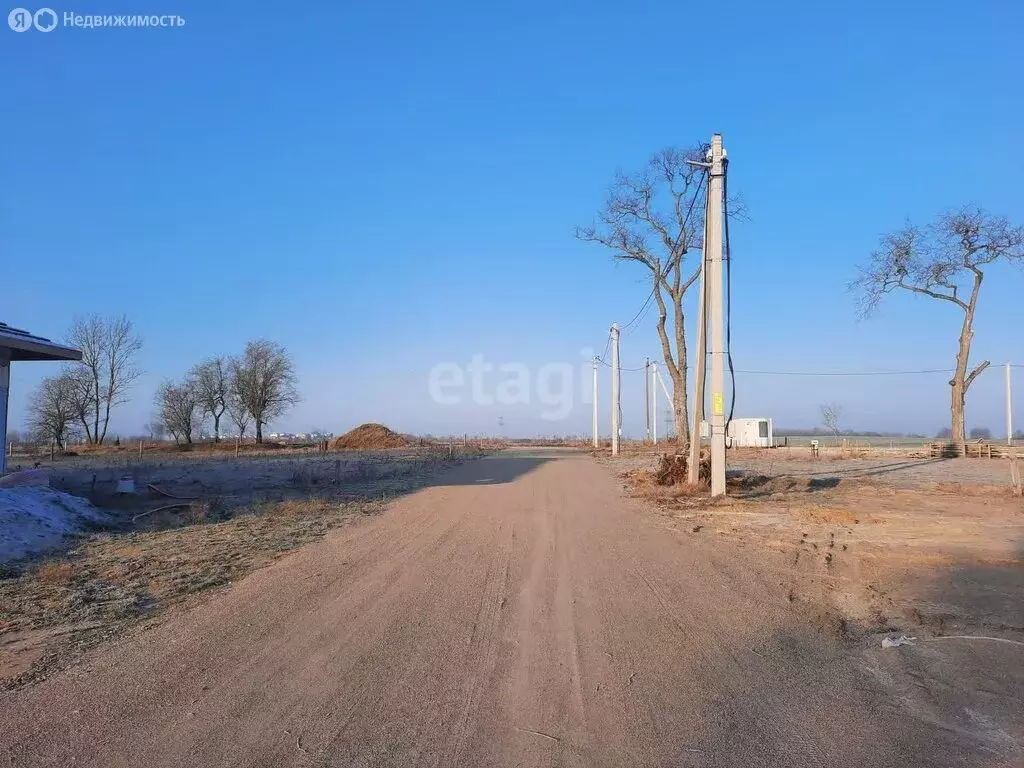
[701,417,774,447]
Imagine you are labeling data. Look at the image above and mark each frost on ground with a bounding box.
[0,486,107,564]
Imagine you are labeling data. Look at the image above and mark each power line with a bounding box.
[723,158,736,432]
[734,368,956,376]
[621,167,709,336]
[598,359,648,372]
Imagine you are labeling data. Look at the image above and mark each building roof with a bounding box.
[0,322,82,362]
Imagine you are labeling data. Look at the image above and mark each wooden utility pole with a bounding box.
[651,361,658,445]
[610,324,620,456]
[644,358,651,442]
[707,134,727,497]
[592,357,599,449]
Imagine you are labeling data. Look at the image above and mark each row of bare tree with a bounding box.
[579,145,1023,446]
[26,315,143,447]
[155,340,299,445]
[25,317,299,448]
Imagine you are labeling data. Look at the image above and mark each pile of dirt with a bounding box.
[330,423,413,450]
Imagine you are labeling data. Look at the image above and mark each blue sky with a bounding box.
[3,0,1022,438]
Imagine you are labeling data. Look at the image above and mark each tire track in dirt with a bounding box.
[0,450,1001,767]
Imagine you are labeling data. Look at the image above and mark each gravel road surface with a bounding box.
[0,450,1000,767]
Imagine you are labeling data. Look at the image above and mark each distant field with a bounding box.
[773,434,935,448]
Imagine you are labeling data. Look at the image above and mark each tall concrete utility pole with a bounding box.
[688,176,710,485]
[707,134,727,497]
[651,361,658,444]
[644,358,651,442]
[1007,362,1013,446]
[592,357,599,449]
[610,323,620,456]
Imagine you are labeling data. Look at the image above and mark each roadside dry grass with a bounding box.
[0,496,378,689]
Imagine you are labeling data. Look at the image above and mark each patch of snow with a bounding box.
[0,486,108,564]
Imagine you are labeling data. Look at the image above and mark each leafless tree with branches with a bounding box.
[66,315,143,444]
[26,371,79,447]
[155,377,203,446]
[576,146,709,446]
[191,356,230,442]
[852,207,1024,443]
[231,340,299,443]
[819,403,843,444]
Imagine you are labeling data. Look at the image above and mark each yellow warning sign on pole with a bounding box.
[712,392,724,416]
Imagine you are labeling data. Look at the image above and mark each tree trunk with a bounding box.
[671,371,688,448]
[93,379,101,444]
[950,377,966,444]
[255,421,263,443]
[213,414,221,443]
[673,310,689,448]
[949,274,985,445]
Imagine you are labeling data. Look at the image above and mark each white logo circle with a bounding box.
[34,7,57,31]
[8,7,33,31]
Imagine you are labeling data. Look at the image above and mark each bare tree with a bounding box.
[577,147,711,447]
[143,418,167,442]
[226,390,251,440]
[231,340,299,443]
[155,378,202,446]
[819,403,843,444]
[26,371,78,447]
[853,207,1024,443]
[66,315,143,444]
[191,356,230,442]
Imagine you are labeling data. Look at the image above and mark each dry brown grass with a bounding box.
[0,496,379,689]
[33,562,75,585]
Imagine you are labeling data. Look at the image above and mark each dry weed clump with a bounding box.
[655,452,711,486]
[33,562,75,585]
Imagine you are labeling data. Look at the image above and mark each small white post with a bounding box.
[592,357,599,448]
[651,362,658,444]
[610,323,620,457]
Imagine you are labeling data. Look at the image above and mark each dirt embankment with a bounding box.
[330,423,413,450]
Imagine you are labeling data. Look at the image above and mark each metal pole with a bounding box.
[1008,362,1013,445]
[651,362,658,444]
[688,172,710,484]
[644,358,650,442]
[610,323,620,456]
[707,134,727,497]
[592,357,599,448]
[0,351,9,476]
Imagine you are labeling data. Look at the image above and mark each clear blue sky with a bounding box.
[3,0,1022,438]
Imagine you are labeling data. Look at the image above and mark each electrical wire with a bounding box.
[735,368,956,376]
[597,359,648,371]
[723,159,736,434]
[621,167,709,336]
[596,330,612,365]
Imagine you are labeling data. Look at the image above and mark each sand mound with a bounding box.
[1,485,107,563]
[330,423,413,450]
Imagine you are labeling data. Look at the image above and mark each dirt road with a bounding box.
[0,451,1010,766]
